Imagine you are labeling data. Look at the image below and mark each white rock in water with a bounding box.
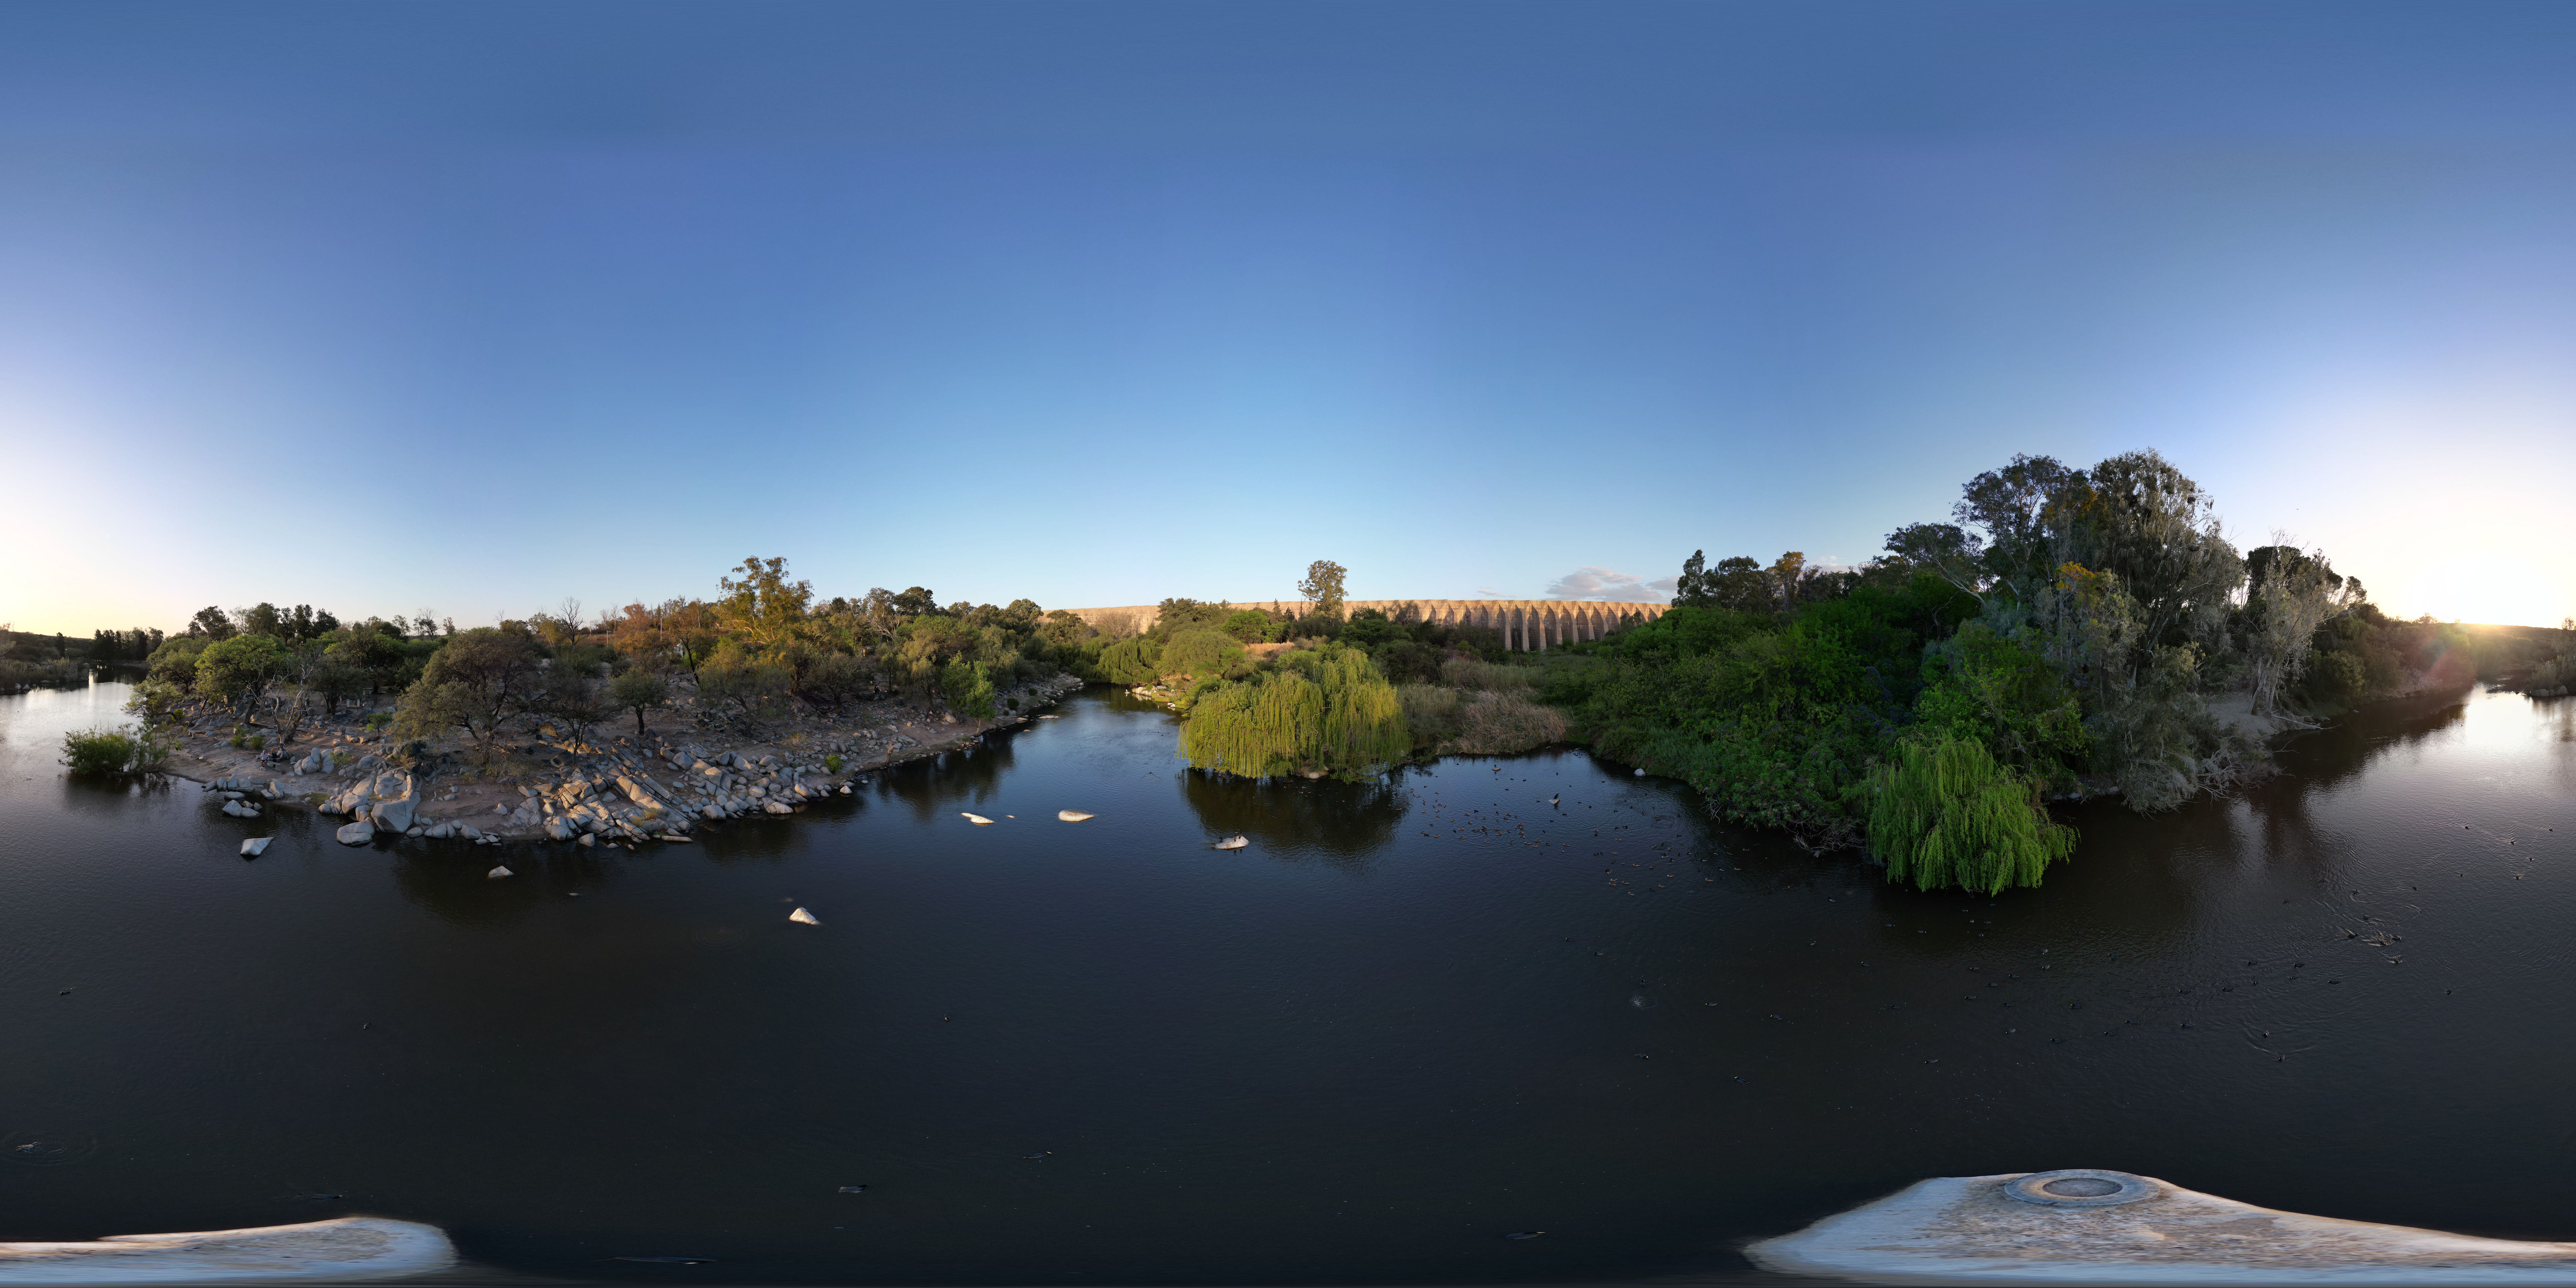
[1211,834,1248,850]
[1057,811,1094,822]
[487,866,513,879]
[239,837,271,858]
[960,812,995,825]
[1747,1170,2576,1284]
[788,907,821,925]
[1633,767,1645,776]
[335,820,375,846]
[0,1215,455,1282]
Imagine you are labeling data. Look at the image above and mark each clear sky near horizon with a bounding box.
[4,1,2576,636]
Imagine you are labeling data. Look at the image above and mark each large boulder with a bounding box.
[334,820,375,846]
[367,772,416,833]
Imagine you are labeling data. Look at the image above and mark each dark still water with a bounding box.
[4,681,2576,1283]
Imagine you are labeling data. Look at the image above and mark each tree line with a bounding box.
[116,559,1263,763]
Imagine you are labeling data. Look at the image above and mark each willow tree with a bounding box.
[1313,649,1409,773]
[1865,735,2076,895]
[1179,647,1408,780]
[1182,669,1325,777]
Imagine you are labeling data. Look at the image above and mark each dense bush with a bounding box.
[60,726,144,774]
[1559,585,1956,842]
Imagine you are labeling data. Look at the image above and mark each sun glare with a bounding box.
[2393,554,2569,629]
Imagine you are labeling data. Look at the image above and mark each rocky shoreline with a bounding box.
[172,673,1088,849]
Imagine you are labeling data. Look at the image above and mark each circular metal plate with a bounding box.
[2003,1169,2158,1207]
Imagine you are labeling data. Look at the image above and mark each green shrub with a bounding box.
[364,711,394,731]
[1865,735,2076,895]
[824,754,845,773]
[61,726,140,774]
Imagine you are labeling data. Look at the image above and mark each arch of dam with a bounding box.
[1063,600,1670,652]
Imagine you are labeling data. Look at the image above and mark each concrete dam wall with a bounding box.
[1062,600,1670,652]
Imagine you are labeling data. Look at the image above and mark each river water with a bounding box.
[3,680,2573,1283]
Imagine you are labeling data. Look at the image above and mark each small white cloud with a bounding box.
[1476,586,1504,598]
[1544,566,1669,603]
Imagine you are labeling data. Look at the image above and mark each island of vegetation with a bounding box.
[33,449,2576,891]
[50,563,1108,847]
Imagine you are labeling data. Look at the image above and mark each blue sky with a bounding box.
[6,1,2576,633]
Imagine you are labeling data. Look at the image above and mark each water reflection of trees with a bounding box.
[873,733,1023,824]
[53,771,180,823]
[1179,769,1403,868]
[2271,695,2469,798]
[2540,696,2576,795]
[390,850,618,929]
[2241,698,2459,865]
